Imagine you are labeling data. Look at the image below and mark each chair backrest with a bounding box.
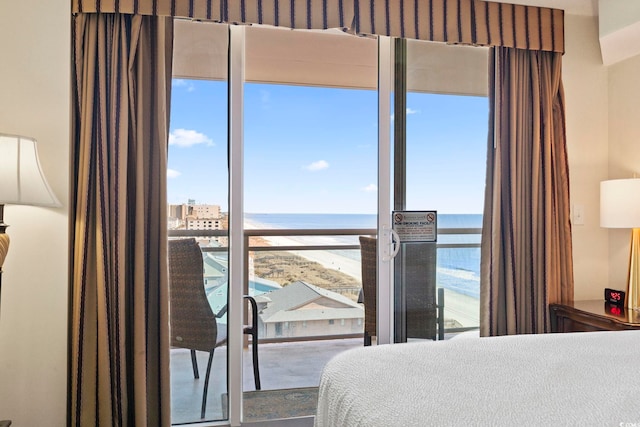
[168,238,218,351]
[359,236,377,337]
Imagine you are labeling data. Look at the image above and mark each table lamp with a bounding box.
[0,133,60,314]
[601,178,640,310]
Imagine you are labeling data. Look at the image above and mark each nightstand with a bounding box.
[550,300,640,333]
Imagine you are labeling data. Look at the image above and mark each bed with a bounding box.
[315,330,640,426]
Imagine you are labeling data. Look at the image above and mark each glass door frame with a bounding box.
[376,36,395,346]
[227,24,245,426]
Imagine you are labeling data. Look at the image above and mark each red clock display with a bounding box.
[604,288,626,306]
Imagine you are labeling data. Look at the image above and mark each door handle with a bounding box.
[382,226,401,261]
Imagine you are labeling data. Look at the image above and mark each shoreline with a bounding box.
[245,217,363,280]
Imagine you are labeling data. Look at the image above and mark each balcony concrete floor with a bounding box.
[171,337,363,425]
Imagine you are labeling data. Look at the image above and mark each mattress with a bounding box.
[315,330,640,426]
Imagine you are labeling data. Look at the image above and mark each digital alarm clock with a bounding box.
[604,288,625,306]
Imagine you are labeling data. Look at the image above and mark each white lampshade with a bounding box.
[600,179,640,228]
[0,134,60,207]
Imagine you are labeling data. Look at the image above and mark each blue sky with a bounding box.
[168,79,488,214]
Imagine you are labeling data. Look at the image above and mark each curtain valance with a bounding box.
[72,0,563,55]
[355,0,564,54]
[72,0,354,29]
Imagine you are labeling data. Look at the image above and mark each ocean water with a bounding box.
[245,213,481,299]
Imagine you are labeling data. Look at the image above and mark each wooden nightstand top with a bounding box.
[550,300,640,332]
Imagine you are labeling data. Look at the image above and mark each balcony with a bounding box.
[168,226,480,424]
[171,338,362,424]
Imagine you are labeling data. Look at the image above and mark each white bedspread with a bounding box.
[315,331,640,426]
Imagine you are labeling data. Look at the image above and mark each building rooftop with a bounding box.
[260,281,363,324]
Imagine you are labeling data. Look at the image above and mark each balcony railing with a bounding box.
[168,227,481,249]
[168,226,481,338]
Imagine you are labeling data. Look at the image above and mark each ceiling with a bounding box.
[173,21,489,95]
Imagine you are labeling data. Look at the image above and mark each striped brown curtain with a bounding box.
[72,0,355,29]
[72,0,564,53]
[354,0,564,53]
[69,13,173,427]
[480,47,573,336]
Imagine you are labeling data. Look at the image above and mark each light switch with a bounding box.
[573,204,584,225]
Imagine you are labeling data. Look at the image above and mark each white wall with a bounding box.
[563,15,611,300]
[0,1,70,426]
[564,13,640,298]
[599,0,640,37]
[607,54,640,287]
[598,0,640,65]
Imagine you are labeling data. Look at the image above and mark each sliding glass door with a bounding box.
[168,20,230,424]
[240,25,380,420]
[168,23,488,425]
[169,23,384,425]
[391,39,488,342]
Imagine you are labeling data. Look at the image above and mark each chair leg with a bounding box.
[190,349,199,379]
[364,331,372,346]
[201,350,215,419]
[437,287,445,341]
[251,331,261,390]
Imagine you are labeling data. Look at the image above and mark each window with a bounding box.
[403,40,488,334]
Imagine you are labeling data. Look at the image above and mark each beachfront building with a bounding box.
[186,217,224,230]
[167,217,181,230]
[192,204,221,219]
[258,281,364,339]
[175,204,228,245]
[168,203,224,231]
[167,203,191,229]
[168,203,191,220]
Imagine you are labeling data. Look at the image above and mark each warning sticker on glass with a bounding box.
[392,211,437,243]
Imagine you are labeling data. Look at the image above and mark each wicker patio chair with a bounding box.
[169,238,260,419]
[359,236,377,346]
[359,236,446,344]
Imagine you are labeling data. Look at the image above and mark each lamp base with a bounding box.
[627,228,640,310]
[0,204,7,317]
[0,203,7,267]
[0,233,9,269]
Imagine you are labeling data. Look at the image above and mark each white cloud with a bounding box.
[167,169,181,179]
[172,79,195,92]
[305,160,330,171]
[391,108,419,121]
[259,89,272,110]
[363,184,377,192]
[169,129,214,147]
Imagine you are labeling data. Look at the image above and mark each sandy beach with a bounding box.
[246,218,362,275]
[255,234,363,281]
[441,288,479,328]
[261,240,479,327]
[246,219,479,328]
